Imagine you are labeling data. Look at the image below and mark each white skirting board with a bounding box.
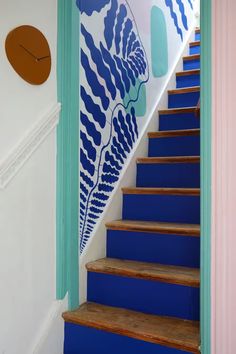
[30,296,68,354]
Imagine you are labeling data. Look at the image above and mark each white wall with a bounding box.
[0,1,65,353]
[0,0,57,160]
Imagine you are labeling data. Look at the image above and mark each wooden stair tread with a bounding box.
[183,54,200,61]
[159,106,197,115]
[176,69,200,77]
[122,187,200,196]
[106,220,200,236]
[168,86,200,95]
[195,28,200,34]
[63,303,200,353]
[86,258,200,287]
[148,128,200,139]
[137,156,200,164]
[189,41,200,47]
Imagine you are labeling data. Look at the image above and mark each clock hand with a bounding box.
[20,44,38,60]
[38,55,50,61]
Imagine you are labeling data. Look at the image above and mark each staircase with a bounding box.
[63,28,201,354]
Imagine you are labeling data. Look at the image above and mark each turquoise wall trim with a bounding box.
[151,6,168,77]
[57,0,80,310]
[200,0,212,352]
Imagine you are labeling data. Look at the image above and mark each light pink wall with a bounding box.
[212,1,236,353]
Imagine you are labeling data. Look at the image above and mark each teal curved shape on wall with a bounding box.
[151,6,168,77]
[123,79,147,117]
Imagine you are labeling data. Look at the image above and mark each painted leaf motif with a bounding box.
[78,0,149,253]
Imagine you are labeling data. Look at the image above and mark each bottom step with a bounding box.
[63,303,200,354]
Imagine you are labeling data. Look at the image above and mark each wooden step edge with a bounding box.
[105,220,200,237]
[195,28,200,34]
[148,128,200,139]
[122,187,200,196]
[176,69,200,77]
[183,54,200,61]
[159,107,197,115]
[189,41,200,47]
[136,156,200,164]
[86,258,200,288]
[63,303,200,354]
[168,86,200,95]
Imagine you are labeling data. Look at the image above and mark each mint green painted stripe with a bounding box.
[57,0,79,310]
[200,0,212,352]
[151,6,168,78]
[123,79,147,117]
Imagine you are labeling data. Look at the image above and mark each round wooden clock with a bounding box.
[5,25,51,85]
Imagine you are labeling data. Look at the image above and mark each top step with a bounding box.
[63,302,200,353]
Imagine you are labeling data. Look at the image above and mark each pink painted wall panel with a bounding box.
[212,1,236,353]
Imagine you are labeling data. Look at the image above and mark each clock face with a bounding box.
[5,25,51,85]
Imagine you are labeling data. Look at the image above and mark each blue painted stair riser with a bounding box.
[136,163,200,188]
[168,91,200,108]
[148,135,200,157]
[122,194,200,224]
[183,58,200,70]
[176,74,200,88]
[64,323,190,354]
[107,230,200,268]
[159,112,200,131]
[195,33,201,41]
[190,45,200,55]
[87,272,200,321]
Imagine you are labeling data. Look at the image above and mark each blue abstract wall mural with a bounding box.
[78,0,196,253]
[77,0,149,252]
[165,0,195,40]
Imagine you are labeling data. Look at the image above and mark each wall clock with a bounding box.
[5,25,51,85]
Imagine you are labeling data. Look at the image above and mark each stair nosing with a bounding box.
[136,156,200,164]
[148,128,200,139]
[63,302,200,354]
[86,258,200,287]
[106,220,200,237]
[176,69,200,77]
[159,107,197,115]
[168,86,200,95]
[122,187,200,196]
[189,41,200,47]
[183,54,200,61]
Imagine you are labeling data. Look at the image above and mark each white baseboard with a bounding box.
[0,102,61,189]
[30,296,68,354]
